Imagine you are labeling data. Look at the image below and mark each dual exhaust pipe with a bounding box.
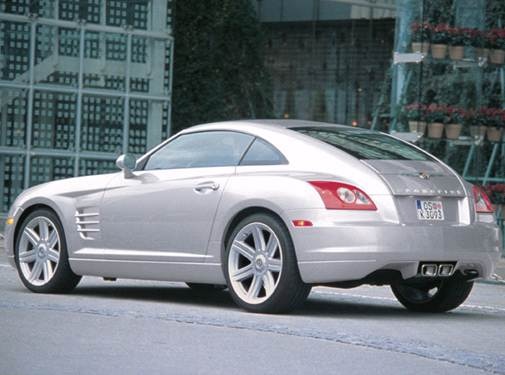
[419,263,455,277]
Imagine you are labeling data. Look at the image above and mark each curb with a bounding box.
[477,274,505,286]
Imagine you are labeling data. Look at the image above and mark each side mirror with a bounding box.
[116,154,136,178]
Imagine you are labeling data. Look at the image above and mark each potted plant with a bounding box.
[445,106,465,139]
[464,28,487,60]
[486,28,505,64]
[469,109,487,139]
[447,27,465,60]
[404,103,427,134]
[411,22,431,53]
[483,184,505,215]
[485,107,504,142]
[426,103,446,138]
[431,24,450,59]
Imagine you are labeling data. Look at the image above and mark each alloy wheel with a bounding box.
[17,216,61,286]
[228,222,283,304]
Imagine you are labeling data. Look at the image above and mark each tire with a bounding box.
[391,274,473,313]
[14,208,81,293]
[223,213,311,313]
[186,283,226,292]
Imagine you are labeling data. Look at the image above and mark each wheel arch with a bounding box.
[13,204,61,252]
[221,206,294,259]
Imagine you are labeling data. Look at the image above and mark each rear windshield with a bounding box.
[293,127,432,161]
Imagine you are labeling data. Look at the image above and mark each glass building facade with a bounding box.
[0,0,173,215]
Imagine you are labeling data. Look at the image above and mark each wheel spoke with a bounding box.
[262,271,276,296]
[47,230,58,249]
[231,264,253,282]
[265,235,278,257]
[30,260,43,282]
[251,226,266,251]
[247,274,263,298]
[47,249,59,263]
[39,220,49,242]
[18,249,36,264]
[42,261,51,282]
[268,258,281,273]
[23,228,40,246]
[232,240,256,260]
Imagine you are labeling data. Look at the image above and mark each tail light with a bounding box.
[308,181,377,210]
[472,186,494,214]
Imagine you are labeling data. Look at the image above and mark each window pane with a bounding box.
[36,25,79,87]
[30,156,74,186]
[84,32,127,91]
[0,21,31,82]
[294,127,431,161]
[130,36,169,96]
[145,131,253,170]
[81,95,124,153]
[107,0,149,29]
[79,159,117,176]
[0,155,25,213]
[240,138,287,165]
[0,89,28,147]
[128,99,148,154]
[32,91,77,150]
[59,0,101,24]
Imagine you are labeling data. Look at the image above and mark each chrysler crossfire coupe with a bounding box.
[3,120,502,313]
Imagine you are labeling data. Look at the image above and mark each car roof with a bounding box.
[180,119,362,135]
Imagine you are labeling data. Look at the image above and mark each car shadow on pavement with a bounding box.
[297,298,492,320]
[73,285,238,309]
[68,284,502,320]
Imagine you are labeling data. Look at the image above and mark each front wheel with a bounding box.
[391,274,473,313]
[223,213,311,314]
[14,208,81,293]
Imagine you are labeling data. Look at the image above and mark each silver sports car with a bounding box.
[3,120,502,313]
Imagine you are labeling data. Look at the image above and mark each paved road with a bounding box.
[1,255,505,375]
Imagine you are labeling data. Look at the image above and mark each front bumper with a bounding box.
[3,206,23,268]
[287,210,502,284]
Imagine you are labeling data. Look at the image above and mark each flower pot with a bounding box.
[411,42,430,54]
[475,48,488,60]
[431,44,447,59]
[445,123,462,140]
[489,49,505,65]
[408,120,426,134]
[470,125,487,139]
[448,46,464,61]
[487,127,503,142]
[427,122,444,139]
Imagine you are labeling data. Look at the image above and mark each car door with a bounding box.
[98,130,254,263]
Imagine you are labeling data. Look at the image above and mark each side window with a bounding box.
[144,131,253,170]
[240,138,287,166]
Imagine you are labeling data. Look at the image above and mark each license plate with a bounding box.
[416,199,444,221]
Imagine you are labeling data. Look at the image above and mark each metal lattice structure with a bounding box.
[0,0,173,215]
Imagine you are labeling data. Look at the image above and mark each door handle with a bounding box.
[194,181,220,192]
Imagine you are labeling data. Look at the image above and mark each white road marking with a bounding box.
[0,264,11,268]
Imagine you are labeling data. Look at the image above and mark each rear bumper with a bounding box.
[287,211,502,284]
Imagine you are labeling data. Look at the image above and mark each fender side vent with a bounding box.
[75,209,100,240]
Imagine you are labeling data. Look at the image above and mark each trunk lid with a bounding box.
[362,160,468,225]
[361,160,465,197]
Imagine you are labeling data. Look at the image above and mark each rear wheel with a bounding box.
[224,213,311,313]
[14,208,81,293]
[391,274,473,313]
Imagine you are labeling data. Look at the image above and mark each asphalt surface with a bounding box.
[1,250,505,375]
